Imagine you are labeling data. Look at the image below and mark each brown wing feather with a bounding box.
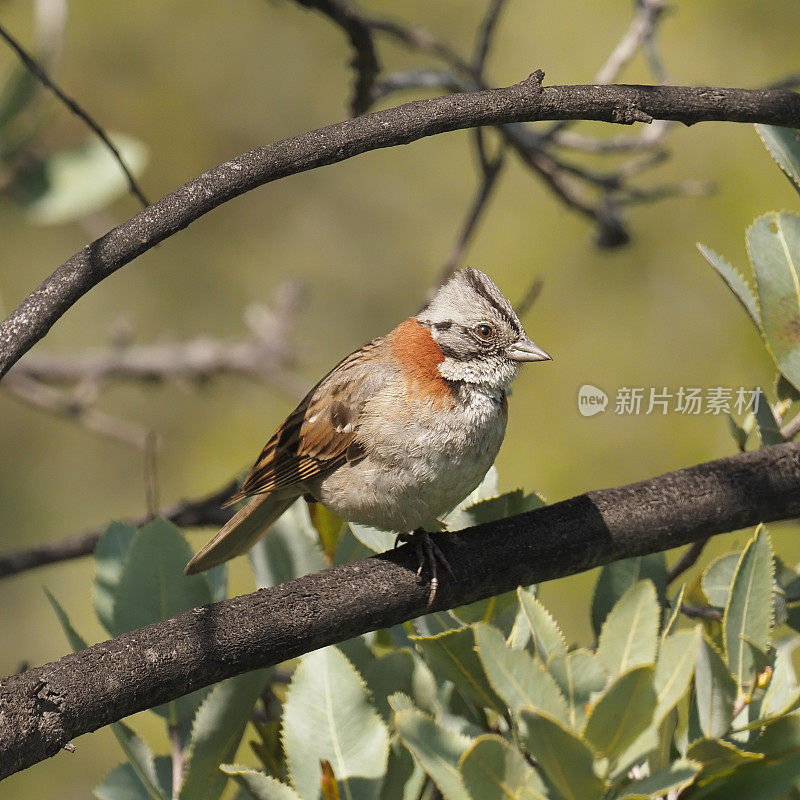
[226,337,392,504]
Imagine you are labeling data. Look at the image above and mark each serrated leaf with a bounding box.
[662,585,685,639]
[762,646,800,719]
[94,521,138,633]
[458,735,546,800]
[308,503,344,563]
[284,646,389,800]
[724,526,775,687]
[702,553,741,608]
[655,627,701,723]
[411,610,463,637]
[439,466,499,531]
[623,759,699,797]
[446,490,545,532]
[250,498,327,587]
[222,766,302,800]
[363,649,416,722]
[23,132,148,224]
[412,627,504,713]
[179,670,270,800]
[695,637,737,739]
[591,556,666,638]
[757,124,800,195]
[452,590,519,635]
[518,710,607,800]
[474,623,569,724]
[748,212,800,392]
[687,738,763,780]
[45,589,89,652]
[517,587,567,664]
[754,392,785,446]
[582,666,657,765]
[349,523,397,553]
[393,707,472,800]
[698,243,761,328]
[596,581,659,676]
[548,649,607,729]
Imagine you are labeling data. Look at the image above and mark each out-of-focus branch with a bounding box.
[0,479,237,579]
[9,281,308,397]
[2,372,151,449]
[0,19,150,208]
[292,0,380,115]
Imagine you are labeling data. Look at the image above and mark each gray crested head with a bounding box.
[416,268,551,389]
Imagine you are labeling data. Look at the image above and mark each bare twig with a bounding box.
[515,277,544,319]
[430,128,505,295]
[292,0,380,115]
[2,372,150,449]
[680,603,723,621]
[2,442,799,777]
[0,20,150,208]
[667,537,710,584]
[472,0,509,75]
[0,479,237,579]
[3,80,800,379]
[781,410,800,441]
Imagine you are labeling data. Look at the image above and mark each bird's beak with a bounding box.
[506,337,552,362]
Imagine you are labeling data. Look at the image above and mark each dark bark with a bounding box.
[1,441,799,778]
[1,78,799,380]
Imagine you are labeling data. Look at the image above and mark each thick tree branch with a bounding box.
[1,442,799,778]
[1,78,799,379]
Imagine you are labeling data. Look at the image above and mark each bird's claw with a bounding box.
[397,529,454,608]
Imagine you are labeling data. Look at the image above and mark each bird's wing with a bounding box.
[227,337,393,502]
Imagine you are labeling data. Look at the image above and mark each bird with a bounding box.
[185,268,551,605]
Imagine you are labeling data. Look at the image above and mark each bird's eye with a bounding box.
[474,323,494,340]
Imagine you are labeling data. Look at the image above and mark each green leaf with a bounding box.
[458,735,546,800]
[45,589,89,652]
[591,556,666,638]
[596,581,659,677]
[687,738,763,781]
[438,466,499,531]
[284,646,389,800]
[662,585,685,639]
[111,519,214,724]
[698,243,760,327]
[363,649,416,722]
[723,525,775,687]
[221,766,302,800]
[517,587,567,664]
[761,646,800,719]
[622,759,699,797]
[518,710,607,800]
[179,670,270,800]
[756,125,800,195]
[0,62,40,133]
[474,623,569,724]
[747,212,800,392]
[250,498,327,587]
[412,627,504,713]
[695,637,737,739]
[47,591,169,800]
[654,627,701,723]
[582,666,657,765]
[393,706,472,800]
[349,522,397,553]
[111,722,170,800]
[23,132,148,225]
[94,761,171,800]
[447,490,545,532]
[547,649,607,729]
[452,590,519,635]
[94,521,138,633]
[754,392,785,446]
[702,553,741,608]
[379,740,425,800]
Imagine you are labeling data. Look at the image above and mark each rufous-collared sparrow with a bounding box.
[185,268,551,603]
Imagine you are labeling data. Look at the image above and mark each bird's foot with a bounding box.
[395,529,455,608]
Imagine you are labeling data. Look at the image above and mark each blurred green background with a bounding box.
[1,0,799,795]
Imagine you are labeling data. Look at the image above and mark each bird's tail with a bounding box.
[184,491,297,575]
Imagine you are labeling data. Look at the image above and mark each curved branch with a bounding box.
[1,78,799,379]
[1,442,799,778]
